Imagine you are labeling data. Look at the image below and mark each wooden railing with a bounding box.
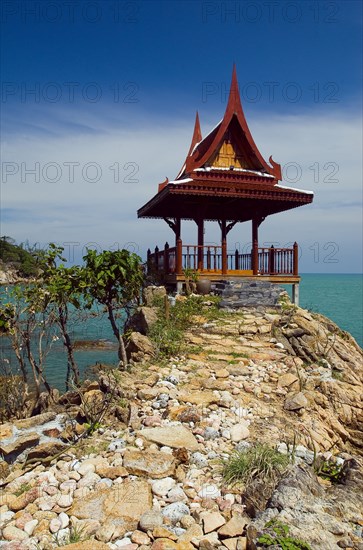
[147,242,298,277]
[257,247,296,275]
[182,245,222,271]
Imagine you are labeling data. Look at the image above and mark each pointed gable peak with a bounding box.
[227,63,243,115]
[176,112,203,180]
[187,111,202,157]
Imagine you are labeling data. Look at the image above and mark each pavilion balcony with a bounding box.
[147,242,299,281]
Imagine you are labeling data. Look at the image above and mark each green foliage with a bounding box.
[149,320,184,357]
[0,303,15,333]
[0,244,144,411]
[40,244,83,308]
[84,421,102,435]
[315,458,343,483]
[258,518,311,549]
[182,267,199,295]
[0,236,38,277]
[83,248,143,308]
[149,295,206,358]
[221,443,290,487]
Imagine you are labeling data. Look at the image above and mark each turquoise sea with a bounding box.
[283,274,362,347]
[0,274,362,391]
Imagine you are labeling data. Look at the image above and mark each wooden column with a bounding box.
[147,248,151,275]
[174,218,181,242]
[268,245,275,275]
[171,218,182,275]
[197,218,204,271]
[252,241,258,275]
[164,242,169,274]
[251,218,259,275]
[221,220,227,275]
[176,239,182,275]
[154,246,159,271]
[235,249,239,270]
[293,242,299,276]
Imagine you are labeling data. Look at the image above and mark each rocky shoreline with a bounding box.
[0,268,32,285]
[0,291,362,550]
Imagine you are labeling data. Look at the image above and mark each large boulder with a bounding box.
[14,411,57,430]
[69,480,152,530]
[126,332,155,363]
[126,306,158,335]
[139,426,200,451]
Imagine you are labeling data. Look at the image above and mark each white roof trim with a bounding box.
[275,184,314,195]
[195,167,274,178]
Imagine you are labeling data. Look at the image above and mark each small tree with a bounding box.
[39,244,82,388]
[83,249,144,369]
[0,285,55,400]
[0,244,84,400]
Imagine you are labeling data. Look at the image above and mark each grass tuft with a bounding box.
[221,443,290,487]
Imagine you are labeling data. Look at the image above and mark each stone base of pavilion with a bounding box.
[164,273,300,305]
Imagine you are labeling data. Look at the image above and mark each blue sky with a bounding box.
[1,0,362,272]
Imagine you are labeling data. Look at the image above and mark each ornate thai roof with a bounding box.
[138,66,313,222]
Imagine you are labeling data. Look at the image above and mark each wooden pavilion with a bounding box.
[138,67,313,303]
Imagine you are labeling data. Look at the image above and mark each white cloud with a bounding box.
[1,105,362,272]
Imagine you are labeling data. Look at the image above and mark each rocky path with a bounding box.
[0,300,362,550]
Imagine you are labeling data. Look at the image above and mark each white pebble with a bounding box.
[198,484,221,499]
[57,494,73,508]
[24,519,38,536]
[160,446,173,454]
[58,512,69,529]
[77,462,95,476]
[50,518,62,533]
[115,537,132,547]
[70,459,81,471]
[152,477,176,497]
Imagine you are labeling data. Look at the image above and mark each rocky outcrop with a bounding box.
[0,298,362,550]
[247,459,363,550]
[0,267,27,285]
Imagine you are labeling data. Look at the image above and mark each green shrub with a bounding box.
[149,295,209,358]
